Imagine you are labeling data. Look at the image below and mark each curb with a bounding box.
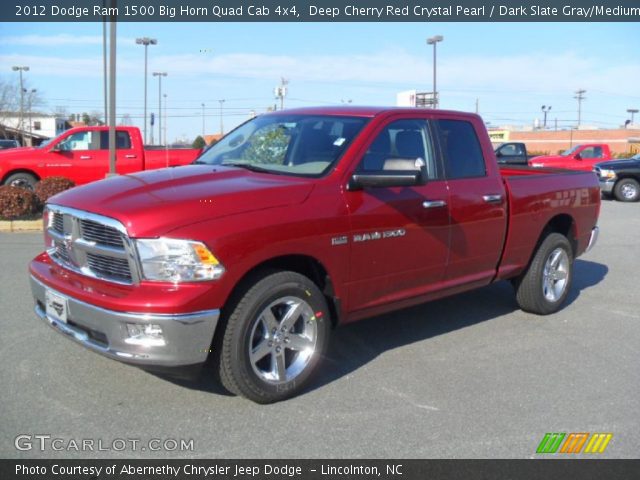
[0,219,43,232]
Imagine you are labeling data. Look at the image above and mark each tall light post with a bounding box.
[201,103,205,137]
[219,99,225,134]
[627,108,638,126]
[152,72,167,145]
[163,93,168,145]
[25,88,36,143]
[135,37,157,143]
[12,66,29,144]
[426,35,443,108]
[574,89,586,128]
[541,105,552,129]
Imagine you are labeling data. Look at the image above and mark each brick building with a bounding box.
[489,127,640,157]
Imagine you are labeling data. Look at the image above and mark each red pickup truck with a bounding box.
[0,126,202,189]
[29,107,600,403]
[529,143,612,171]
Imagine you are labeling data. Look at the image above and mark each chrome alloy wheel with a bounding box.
[621,182,638,200]
[9,178,33,190]
[542,247,570,302]
[248,296,318,384]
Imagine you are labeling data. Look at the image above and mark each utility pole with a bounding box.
[163,93,168,145]
[201,103,205,137]
[219,99,225,134]
[153,72,167,145]
[475,98,479,114]
[108,3,117,176]
[26,88,36,143]
[135,37,157,143]
[574,89,586,128]
[274,78,289,110]
[11,66,29,145]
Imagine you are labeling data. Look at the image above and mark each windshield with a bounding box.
[195,114,368,176]
[632,153,640,160]
[561,146,580,156]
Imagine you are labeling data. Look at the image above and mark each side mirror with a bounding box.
[50,143,62,152]
[575,153,582,160]
[495,150,503,157]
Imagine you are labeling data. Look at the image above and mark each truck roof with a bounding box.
[269,106,476,118]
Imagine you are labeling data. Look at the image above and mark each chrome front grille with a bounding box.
[46,205,139,285]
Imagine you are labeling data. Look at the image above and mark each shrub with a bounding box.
[0,185,39,220]
[34,176,76,204]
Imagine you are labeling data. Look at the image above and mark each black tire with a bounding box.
[514,233,573,315]
[4,172,37,191]
[613,178,640,202]
[218,271,331,403]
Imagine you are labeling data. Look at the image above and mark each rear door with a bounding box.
[434,118,507,286]
[345,116,451,312]
[98,130,141,176]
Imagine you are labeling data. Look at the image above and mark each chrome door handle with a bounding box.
[422,200,447,209]
[79,155,91,160]
[124,154,136,158]
[483,194,503,204]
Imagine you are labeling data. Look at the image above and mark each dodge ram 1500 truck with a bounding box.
[529,143,612,171]
[0,126,202,189]
[29,107,601,403]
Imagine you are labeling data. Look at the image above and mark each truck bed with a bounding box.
[496,165,600,280]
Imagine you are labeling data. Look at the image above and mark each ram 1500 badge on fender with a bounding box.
[29,107,601,403]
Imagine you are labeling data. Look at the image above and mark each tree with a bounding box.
[192,135,206,149]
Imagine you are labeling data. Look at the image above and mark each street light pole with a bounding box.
[11,66,29,144]
[541,105,552,129]
[163,93,168,145]
[627,108,638,126]
[219,99,225,135]
[26,88,36,143]
[574,89,586,128]
[426,35,443,108]
[153,72,167,145]
[135,37,157,144]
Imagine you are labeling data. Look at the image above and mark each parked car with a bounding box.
[494,142,534,165]
[0,139,20,150]
[0,126,202,189]
[29,107,600,403]
[595,153,640,202]
[530,144,613,171]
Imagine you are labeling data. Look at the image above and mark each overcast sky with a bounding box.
[0,21,638,142]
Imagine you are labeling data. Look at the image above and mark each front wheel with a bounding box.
[613,178,640,202]
[4,172,37,190]
[514,233,573,315]
[218,271,331,403]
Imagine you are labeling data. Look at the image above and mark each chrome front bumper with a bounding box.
[599,179,615,194]
[30,276,219,367]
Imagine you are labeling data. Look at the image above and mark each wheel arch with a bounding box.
[223,254,341,329]
[2,169,41,185]
[537,213,577,257]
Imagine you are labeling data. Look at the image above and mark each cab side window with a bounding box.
[58,132,94,151]
[99,131,132,149]
[437,119,486,179]
[358,119,438,179]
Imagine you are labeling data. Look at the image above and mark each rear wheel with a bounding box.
[515,233,573,315]
[218,271,330,403]
[5,172,37,191]
[613,178,640,202]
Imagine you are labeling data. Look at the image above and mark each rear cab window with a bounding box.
[436,119,486,179]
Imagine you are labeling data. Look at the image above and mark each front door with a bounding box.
[345,117,451,313]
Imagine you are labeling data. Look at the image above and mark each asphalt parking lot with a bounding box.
[1,199,638,459]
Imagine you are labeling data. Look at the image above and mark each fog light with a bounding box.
[125,323,166,346]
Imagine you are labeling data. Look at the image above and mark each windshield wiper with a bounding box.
[221,162,276,174]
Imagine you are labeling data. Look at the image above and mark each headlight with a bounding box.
[598,169,616,180]
[135,238,225,282]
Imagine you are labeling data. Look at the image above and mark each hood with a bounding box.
[595,158,640,169]
[529,154,567,164]
[49,165,314,237]
[0,146,38,159]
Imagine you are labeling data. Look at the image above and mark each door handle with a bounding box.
[483,194,503,204]
[422,200,447,209]
[124,154,137,159]
[79,155,91,160]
